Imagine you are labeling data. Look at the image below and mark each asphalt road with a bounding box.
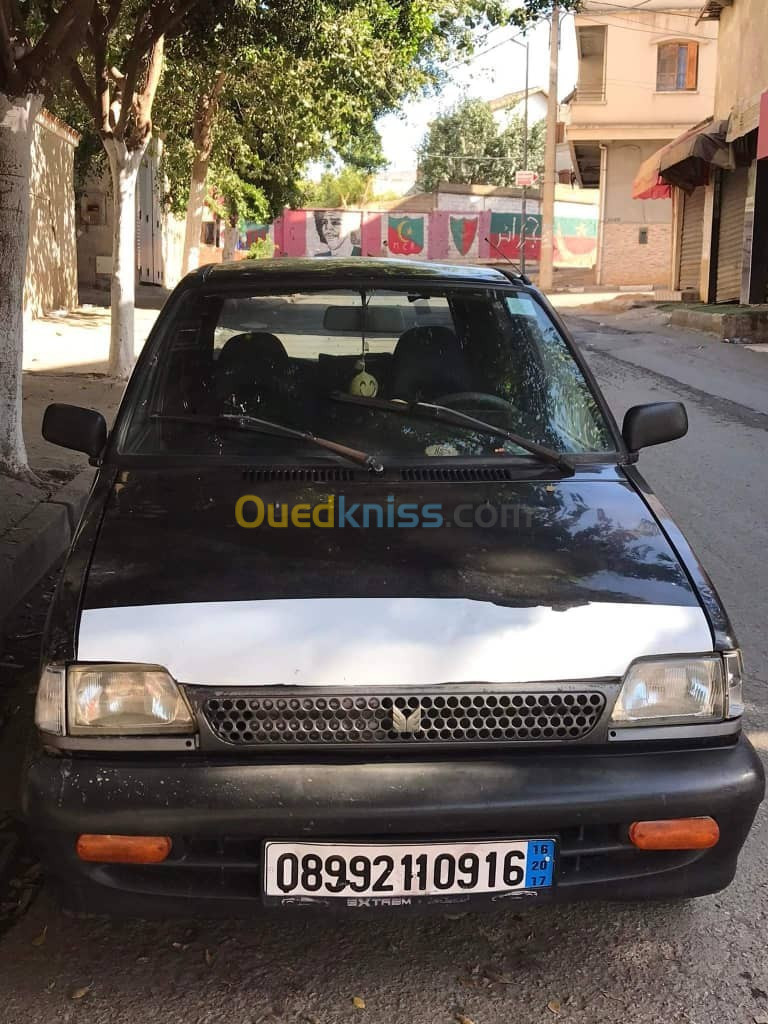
[1,324,767,1024]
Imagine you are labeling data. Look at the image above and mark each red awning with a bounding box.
[632,119,731,200]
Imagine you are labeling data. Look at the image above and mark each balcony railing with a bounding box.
[573,85,606,103]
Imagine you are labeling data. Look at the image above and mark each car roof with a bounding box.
[193,257,526,289]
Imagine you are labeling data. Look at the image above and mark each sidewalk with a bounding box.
[0,295,163,635]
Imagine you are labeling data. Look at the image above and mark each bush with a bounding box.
[246,236,276,260]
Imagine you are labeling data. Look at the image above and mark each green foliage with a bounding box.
[509,1,582,29]
[417,98,545,191]
[156,0,510,220]
[306,166,375,209]
[46,83,105,193]
[246,236,277,260]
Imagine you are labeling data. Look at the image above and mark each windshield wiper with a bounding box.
[330,392,574,475]
[150,412,385,474]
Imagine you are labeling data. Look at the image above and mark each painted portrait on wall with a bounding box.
[308,210,362,257]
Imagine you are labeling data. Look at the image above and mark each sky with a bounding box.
[377,12,579,174]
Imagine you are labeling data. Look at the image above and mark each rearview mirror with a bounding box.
[322,305,405,333]
[42,403,107,460]
[622,402,688,452]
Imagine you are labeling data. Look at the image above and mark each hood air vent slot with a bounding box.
[401,466,516,483]
[241,467,356,483]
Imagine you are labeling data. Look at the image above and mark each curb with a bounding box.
[0,469,95,633]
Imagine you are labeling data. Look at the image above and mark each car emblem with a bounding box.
[391,705,422,734]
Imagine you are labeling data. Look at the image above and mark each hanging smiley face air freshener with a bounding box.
[349,359,379,397]
[348,290,379,397]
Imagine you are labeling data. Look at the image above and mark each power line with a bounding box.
[577,12,717,41]
[587,0,701,15]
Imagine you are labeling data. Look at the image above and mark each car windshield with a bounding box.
[121,284,615,462]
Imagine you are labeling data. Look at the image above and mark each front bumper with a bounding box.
[23,737,764,916]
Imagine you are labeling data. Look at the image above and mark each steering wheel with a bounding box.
[434,391,517,414]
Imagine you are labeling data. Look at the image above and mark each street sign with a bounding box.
[515,170,539,187]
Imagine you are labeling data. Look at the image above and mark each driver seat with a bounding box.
[391,326,465,403]
[214,332,289,415]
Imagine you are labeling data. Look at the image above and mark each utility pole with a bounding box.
[510,33,531,275]
[539,3,560,292]
[521,35,530,276]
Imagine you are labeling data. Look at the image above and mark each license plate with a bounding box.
[263,838,556,904]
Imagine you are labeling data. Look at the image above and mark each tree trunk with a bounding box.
[104,136,147,380]
[222,222,239,262]
[0,92,43,478]
[182,74,226,276]
[182,152,209,275]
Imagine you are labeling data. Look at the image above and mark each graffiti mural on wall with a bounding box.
[489,211,542,260]
[553,214,598,269]
[386,215,427,257]
[309,210,362,256]
[250,205,598,267]
[449,216,479,258]
[243,223,272,251]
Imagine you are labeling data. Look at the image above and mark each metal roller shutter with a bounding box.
[716,166,748,303]
[678,188,705,293]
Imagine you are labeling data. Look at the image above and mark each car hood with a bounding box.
[77,466,712,684]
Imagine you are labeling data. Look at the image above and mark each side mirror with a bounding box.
[622,402,688,452]
[42,403,107,460]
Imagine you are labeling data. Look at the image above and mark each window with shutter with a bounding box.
[657,42,698,92]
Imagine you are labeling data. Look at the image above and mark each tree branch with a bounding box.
[192,69,226,162]
[17,0,95,86]
[132,32,164,143]
[114,7,150,138]
[68,59,99,122]
[0,2,16,90]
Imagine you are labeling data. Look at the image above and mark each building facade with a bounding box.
[562,0,718,288]
[696,0,767,303]
[77,139,189,291]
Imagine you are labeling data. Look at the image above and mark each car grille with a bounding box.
[200,690,606,747]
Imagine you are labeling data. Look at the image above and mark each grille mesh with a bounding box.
[201,691,605,747]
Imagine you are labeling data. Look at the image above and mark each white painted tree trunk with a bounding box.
[0,92,42,478]
[182,157,209,275]
[104,137,148,380]
[222,223,239,262]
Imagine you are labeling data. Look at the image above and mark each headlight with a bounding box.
[67,664,194,735]
[611,655,727,726]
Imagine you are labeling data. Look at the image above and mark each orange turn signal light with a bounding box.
[76,834,172,864]
[628,817,720,851]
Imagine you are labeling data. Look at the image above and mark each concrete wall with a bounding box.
[599,141,673,286]
[24,111,79,318]
[569,8,717,137]
[604,141,673,223]
[714,0,768,128]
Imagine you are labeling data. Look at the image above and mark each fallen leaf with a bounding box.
[352,996,366,1010]
[31,925,47,947]
[204,948,214,967]
[547,1000,561,1015]
[456,1015,476,1024]
[70,984,92,1001]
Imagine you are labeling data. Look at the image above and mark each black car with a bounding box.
[27,258,764,915]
